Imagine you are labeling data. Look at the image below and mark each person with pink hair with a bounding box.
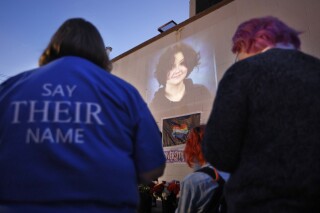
[231,16,301,61]
[203,16,320,213]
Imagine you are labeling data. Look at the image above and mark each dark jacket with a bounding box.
[203,49,320,213]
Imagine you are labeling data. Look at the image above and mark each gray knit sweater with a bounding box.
[203,48,320,213]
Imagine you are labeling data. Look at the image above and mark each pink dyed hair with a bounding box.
[231,16,301,54]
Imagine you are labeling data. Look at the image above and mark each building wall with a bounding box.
[112,0,320,182]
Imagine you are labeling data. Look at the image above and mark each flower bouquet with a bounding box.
[151,180,180,213]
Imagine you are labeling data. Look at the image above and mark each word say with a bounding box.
[42,83,77,97]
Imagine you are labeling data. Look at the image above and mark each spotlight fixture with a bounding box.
[158,20,177,33]
[105,46,112,56]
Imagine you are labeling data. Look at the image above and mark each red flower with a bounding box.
[150,180,180,200]
[167,180,180,196]
[151,181,165,197]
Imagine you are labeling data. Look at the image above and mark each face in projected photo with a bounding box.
[149,43,212,112]
[166,51,188,87]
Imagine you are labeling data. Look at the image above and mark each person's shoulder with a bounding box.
[152,87,165,97]
[62,57,147,106]
[256,48,318,62]
[184,79,203,88]
[49,56,141,93]
[0,69,34,89]
[259,49,320,69]
[182,169,215,185]
[181,170,219,195]
[187,81,212,100]
[184,78,194,87]
[188,80,211,92]
[184,79,207,90]
[220,54,264,86]
[149,87,166,106]
[107,73,139,93]
[290,50,320,63]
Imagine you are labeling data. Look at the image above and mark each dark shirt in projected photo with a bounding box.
[149,43,212,113]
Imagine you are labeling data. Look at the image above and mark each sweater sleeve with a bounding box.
[202,62,251,172]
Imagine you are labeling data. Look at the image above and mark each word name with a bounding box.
[26,128,84,144]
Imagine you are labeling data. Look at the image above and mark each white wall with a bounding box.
[112,0,320,182]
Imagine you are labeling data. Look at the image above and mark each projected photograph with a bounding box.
[147,40,217,115]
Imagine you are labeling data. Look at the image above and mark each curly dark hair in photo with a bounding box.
[155,43,200,86]
[39,18,112,71]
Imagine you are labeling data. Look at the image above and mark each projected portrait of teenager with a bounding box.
[149,43,212,113]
